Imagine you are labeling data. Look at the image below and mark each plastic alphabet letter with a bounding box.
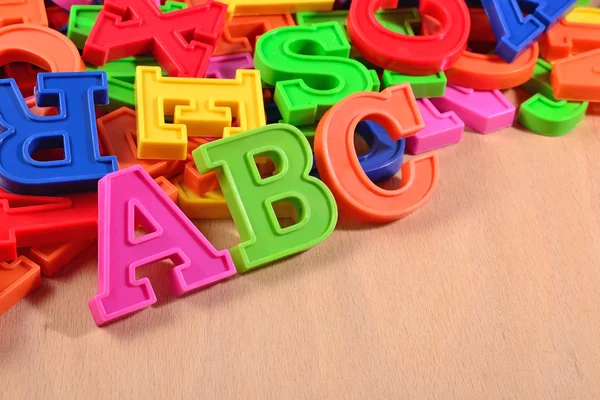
[45,5,70,31]
[0,256,41,316]
[429,85,516,133]
[297,9,446,97]
[481,0,576,62]
[0,0,48,27]
[23,240,95,277]
[551,48,600,102]
[310,121,406,182]
[352,121,405,182]
[97,107,185,178]
[0,72,117,195]
[519,94,588,136]
[518,58,588,136]
[86,56,161,110]
[565,6,600,24]
[82,0,227,77]
[0,188,98,262]
[406,99,464,155]
[53,0,94,11]
[296,8,420,42]
[217,0,334,19]
[154,176,178,202]
[89,166,236,326]
[254,22,377,126]
[0,24,84,73]
[135,66,265,160]
[173,175,295,220]
[382,71,447,98]
[347,0,470,74]
[214,14,295,56]
[183,162,220,196]
[517,0,577,28]
[173,176,235,219]
[206,53,254,79]
[68,2,187,49]
[314,84,439,223]
[3,63,41,97]
[445,43,539,90]
[540,16,600,61]
[419,11,538,91]
[193,124,338,272]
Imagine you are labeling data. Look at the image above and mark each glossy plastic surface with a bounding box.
[68,2,187,49]
[429,85,516,133]
[519,94,588,136]
[0,24,84,73]
[23,240,95,277]
[217,0,334,19]
[424,12,539,91]
[551,48,600,102]
[214,14,295,56]
[193,124,338,272]
[0,188,98,262]
[254,23,377,126]
[0,256,40,316]
[135,67,265,160]
[89,166,236,326]
[52,0,93,10]
[82,0,227,77]
[406,99,464,155]
[0,72,117,195]
[206,53,254,79]
[97,107,185,178]
[540,14,600,61]
[481,0,575,62]
[314,84,439,223]
[347,0,470,74]
[87,56,160,110]
[0,0,48,27]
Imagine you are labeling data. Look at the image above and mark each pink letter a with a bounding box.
[89,165,235,326]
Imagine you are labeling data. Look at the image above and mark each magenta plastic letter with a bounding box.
[205,53,254,79]
[89,165,236,326]
[429,85,516,133]
[406,99,464,155]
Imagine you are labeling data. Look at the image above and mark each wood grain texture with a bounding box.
[2,31,600,400]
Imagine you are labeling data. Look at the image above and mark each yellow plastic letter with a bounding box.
[135,66,266,160]
[219,0,334,19]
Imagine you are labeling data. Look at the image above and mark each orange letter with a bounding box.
[314,84,439,223]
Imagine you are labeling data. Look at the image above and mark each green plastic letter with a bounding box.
[86,56,162,110]
[254,23,378,126]
[193,124,338,272]
[519,59,588,136]
[295,10,446,98]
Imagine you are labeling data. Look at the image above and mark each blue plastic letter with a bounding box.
[482,0,576,62]
[0,72,117,195]
[518,0,576,27]
[482,0,545,63]
[311,121,405,183]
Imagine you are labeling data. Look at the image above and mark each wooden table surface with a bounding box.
[2,34,600,400]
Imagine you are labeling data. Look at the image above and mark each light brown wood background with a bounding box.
[2,16,600,400]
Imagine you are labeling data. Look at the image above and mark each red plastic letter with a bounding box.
[83,0,227,77]
[314,84,439,223]
[347,0,470,75]
[0,188,97,262]
[88,166,236,326]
